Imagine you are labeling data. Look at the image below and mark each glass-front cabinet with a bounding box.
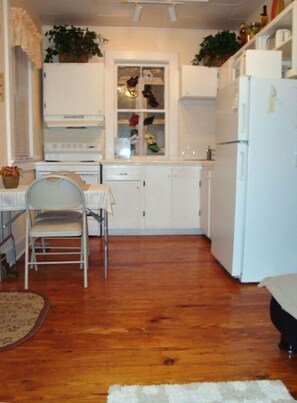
[105,51,178,160]
[116,65,166,157]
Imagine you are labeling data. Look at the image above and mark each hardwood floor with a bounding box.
[1,235,297,402]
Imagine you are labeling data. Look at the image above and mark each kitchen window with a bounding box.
[105,51,178,160]
[116,65,166,157]
[13,46,33,160]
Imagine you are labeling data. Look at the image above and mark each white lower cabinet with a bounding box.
[200,164,214,238]
[144,166,172,229]
[171,165,200,229]
[103,165,144,232]
[103,163,201,234]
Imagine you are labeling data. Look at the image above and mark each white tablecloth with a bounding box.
[0,184,115,214]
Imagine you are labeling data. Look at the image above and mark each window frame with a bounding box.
[12,46,34,163]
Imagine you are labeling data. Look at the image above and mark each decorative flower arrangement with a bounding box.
[144,133,160,153]
[1,166,22,189]
[129,113,140,155]
[0,166,22,177]
[128,113,160,154]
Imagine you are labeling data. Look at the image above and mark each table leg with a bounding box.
[86,208,109,278]
[104,210,108,279]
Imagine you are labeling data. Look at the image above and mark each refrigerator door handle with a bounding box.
[240,103,247,134]
[239,151,245,181]
[217,140,248,146]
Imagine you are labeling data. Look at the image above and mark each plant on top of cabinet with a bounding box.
[44,25,108,63]
[192,30,241,67]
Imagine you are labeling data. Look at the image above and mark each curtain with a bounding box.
[10,7,43,69]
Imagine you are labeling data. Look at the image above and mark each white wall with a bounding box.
[43,25,219,159]
[91,26,218,159]
[101,28,215,158]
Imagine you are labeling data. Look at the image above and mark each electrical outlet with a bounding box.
[0,73,4,102]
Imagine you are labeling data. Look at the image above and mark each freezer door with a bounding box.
[211,142,248,277]
[216,77,250,144]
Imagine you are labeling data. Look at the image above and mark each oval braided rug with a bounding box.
[0,291,50,352]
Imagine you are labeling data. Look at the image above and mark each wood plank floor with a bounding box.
[1,235,297,402]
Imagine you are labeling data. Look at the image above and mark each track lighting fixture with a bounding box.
[133,3,143,21]
[168,4,177,22]
[125,0,210,23]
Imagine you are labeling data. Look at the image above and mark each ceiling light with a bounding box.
[168,4,177,22]
[133,4,143,21]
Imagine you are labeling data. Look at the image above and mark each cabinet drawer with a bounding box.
[104,166,143,181]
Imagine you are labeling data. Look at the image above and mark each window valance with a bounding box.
[10,7,43,69]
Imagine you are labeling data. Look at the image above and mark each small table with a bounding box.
[0,184,115,279]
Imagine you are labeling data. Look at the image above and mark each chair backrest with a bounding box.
[49,171,87,189]
[26,175,86,211]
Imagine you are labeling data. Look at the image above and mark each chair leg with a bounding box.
[30,238,38,271]
[24,215,30,290]
[83,217,88,288]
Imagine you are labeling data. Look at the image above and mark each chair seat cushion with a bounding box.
[30,219,82,237]
[35,210,82,222]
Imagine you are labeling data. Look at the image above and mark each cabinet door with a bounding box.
[200,167,212,238]
[43,63,104,116]
[181,66,218,99]
[172,166,200,229]
[105,180,143,230]
[103,165,144,231]
[144,166,172,228]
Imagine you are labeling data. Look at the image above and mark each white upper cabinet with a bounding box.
[180,65,218,100]
[43,63,104,127]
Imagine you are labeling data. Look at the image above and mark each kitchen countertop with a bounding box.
[101,158,215,166]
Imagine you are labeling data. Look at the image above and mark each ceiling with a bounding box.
[28,0,266,31]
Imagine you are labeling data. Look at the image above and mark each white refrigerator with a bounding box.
[211,76,297,283]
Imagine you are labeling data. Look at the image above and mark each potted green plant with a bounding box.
[0,165,22,189]
[192,30,241,67]
[44,25,108,63]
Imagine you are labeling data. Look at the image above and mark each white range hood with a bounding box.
[44,114,105,128]
[43,63,104,128]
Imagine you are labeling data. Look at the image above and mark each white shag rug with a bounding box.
[107,380,296,403]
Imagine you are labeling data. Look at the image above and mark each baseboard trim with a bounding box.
[108,228,203,236]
